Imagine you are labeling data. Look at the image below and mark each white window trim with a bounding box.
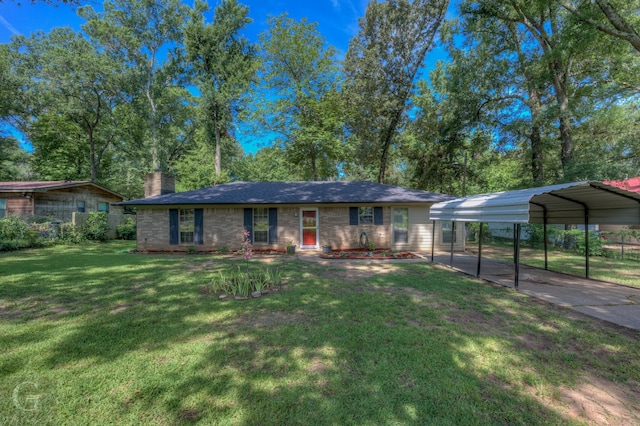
[253,207,269,244]
[392,207,409,245]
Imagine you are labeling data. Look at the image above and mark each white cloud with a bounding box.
[0,14,21,36]
[331,0,340,9]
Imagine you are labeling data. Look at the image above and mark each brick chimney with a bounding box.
[144,172,175,197]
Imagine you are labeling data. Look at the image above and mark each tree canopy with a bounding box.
[1,0,638,197]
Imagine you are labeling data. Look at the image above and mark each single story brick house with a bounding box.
[0,180,124,222]
[121,174,464,252]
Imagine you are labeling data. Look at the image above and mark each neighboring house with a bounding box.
[605,176,640,193]
[0,181,124,222]
[601,176,640,243]
[121,173,463,252]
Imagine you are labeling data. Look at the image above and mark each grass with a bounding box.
[468,240,640,287]
[1,241,639,425]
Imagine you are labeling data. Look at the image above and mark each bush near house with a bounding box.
[0,215,43,251]
[82,212,110,242]
[116,216,137,240]
[0,212,115,251]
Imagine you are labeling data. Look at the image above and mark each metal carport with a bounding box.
[428,181,640,288]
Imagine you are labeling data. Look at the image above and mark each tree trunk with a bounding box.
[549,60,574,172]
[377,107,404,184]
[310,145,318,181]
[214,127,222,177]
[146,87,160,172]
[528,88,544,184]
[558,114,573,169]
[595,0,640,53]
[89,127,97,183]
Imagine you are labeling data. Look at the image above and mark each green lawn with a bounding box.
[2,242,639,425]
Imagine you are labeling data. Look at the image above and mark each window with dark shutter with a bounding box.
[374,207,383,225]
[194,209,203,245]
[349,207,358,225]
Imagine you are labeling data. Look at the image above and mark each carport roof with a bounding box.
[429,181,640,225]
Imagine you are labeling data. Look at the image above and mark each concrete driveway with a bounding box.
[429,251,640,331]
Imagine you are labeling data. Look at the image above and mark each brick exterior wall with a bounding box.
[136,204,464,253]
[318,206,390,249]
[144,172,175,197]
[137,208,171,250]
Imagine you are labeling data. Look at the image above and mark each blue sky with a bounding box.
[0,0,370,54]
[0,0,455,153]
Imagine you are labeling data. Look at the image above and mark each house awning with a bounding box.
[429,181,640,225]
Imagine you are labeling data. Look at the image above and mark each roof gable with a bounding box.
[0,181,123,200]
[120,181,453,206]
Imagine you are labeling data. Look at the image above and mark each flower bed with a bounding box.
[320,250,416,259]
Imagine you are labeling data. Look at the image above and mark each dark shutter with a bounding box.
[194,209,203,245]
[243,208,253,242]
[169,209,179,245]
[374,207,383,225]
[349,207,358,225]
[268,208,278,244]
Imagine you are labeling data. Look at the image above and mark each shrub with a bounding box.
[116,217,137,240]
[0,215,42,250]
[522,224,545,247]
[466,223,492,243]
[59,222,85,244]
[211,266,283,298]
[83,211,109,242]
[558,229,603,256]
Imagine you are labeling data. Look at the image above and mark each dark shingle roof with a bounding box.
[119,181,454,206]
[0,180,123,199]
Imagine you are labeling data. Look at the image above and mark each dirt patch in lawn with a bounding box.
[185,256,295,272]
[319,262,411,283]
[553,375,640,425]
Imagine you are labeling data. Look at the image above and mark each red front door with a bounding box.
[301,210,317,247]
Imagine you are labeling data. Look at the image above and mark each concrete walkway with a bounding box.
[429,251,640,331]
[297,250,640,331]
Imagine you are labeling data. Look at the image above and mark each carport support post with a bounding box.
[515,224,521,289]
[449,221,455,267]
[431,220,436,263]
[476,223,483,277]
[543,211,548,271]
[513,224,517,263]
[585,210,590,279]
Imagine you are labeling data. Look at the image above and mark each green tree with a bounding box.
[250,14,345,181]
[79,0,192,173]
[559,0,640,54]
[460,0,631,182]
[173,128,243,191]
[230,146,302,182]
[344,0,450,183]
[11,28,121,182]
[0,136,30,181]
[185,0,257,178]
